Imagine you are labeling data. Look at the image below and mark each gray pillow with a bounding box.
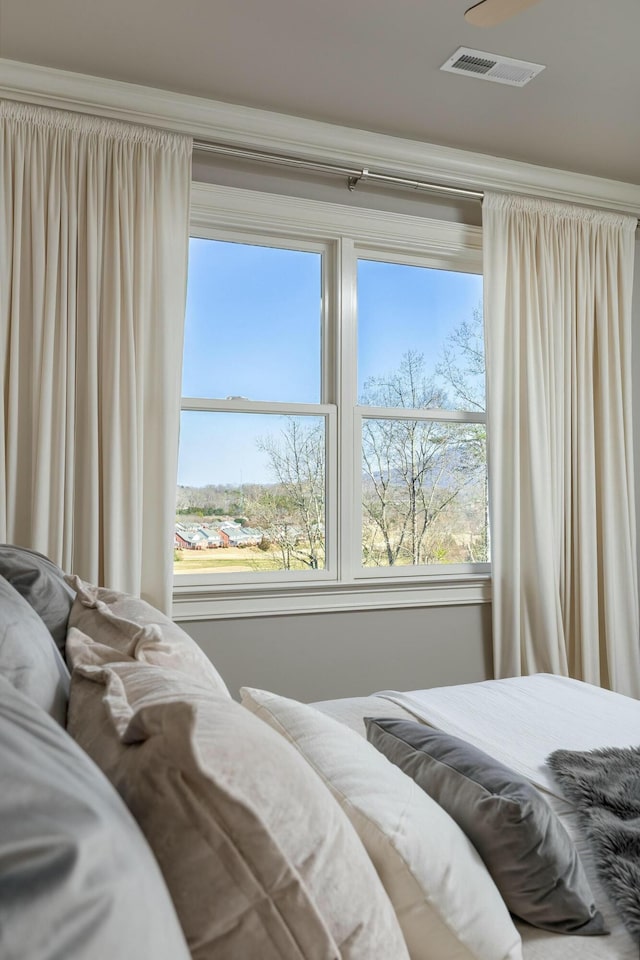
[0,675,190,960]
[0,573,70,725]
[0,544,74,652]
[365,717,606,936]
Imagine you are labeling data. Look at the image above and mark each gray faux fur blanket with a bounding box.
[547,745,640,942]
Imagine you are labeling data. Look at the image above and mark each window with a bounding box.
[177,237,333,582]
[357,258,487,571]
[174,185,488,619]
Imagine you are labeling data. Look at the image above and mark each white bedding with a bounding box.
[375,673,640,796]
[313,674,640,960]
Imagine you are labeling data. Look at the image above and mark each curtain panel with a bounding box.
[483,192,640,697]
[0,101,192,612]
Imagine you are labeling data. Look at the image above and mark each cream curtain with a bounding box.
[483,192,640,697]
[0,101,192,612]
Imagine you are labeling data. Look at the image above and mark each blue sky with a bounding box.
[178,238,483,487]
[357,258,482,391]
[182,240,321,403]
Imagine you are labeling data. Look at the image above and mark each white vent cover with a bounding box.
[441,47,545,87]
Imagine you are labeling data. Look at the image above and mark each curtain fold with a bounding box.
[0,101,192,612]
[483,192,640,697]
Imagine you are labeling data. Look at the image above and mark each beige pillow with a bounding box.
[241,687,524,960]
[66,642,410,960]
[65,574,229,696]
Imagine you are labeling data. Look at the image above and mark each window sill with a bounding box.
[172,574,492,621]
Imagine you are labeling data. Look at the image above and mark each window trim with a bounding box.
[173,183,487,620]
[173,575,491,621]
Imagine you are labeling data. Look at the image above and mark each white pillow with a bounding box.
[67,648,410,960]
[241,687,523,960]
[65,574,229,696]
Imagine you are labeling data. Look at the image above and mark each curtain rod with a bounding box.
[194,140,640,224]
[193,140,484,201]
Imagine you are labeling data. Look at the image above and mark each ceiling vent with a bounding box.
[441,47,545,87]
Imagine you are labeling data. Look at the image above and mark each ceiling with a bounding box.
[1,0,639,185]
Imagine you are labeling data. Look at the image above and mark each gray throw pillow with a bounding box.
[0,573,69,725]
[0,544,74,652]
[0,675,190,960]
[365,717,606,936]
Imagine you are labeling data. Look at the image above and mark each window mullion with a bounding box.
[181,398,334,416]
[337,238,359,583]
[323,242,338,578]
[357,405,486,424]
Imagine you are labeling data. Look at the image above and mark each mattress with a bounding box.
[312,674,640,960]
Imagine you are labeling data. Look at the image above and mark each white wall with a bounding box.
[182,155,491,701]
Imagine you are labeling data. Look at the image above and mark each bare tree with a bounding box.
[361,415,481,566]
[436,303,488,561]
[360,334,487,566]
[246,489,303,570]
[435,304,485,411]
[251,418,325,570]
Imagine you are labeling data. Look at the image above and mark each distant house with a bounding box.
[218,521,241,533]
[189,530,208,550]
[218,526,249,547]
[240,526,263,545]
[198,528,224,548]
[218,528,232,547]
[217,521,262,544]
[175,528,208,550]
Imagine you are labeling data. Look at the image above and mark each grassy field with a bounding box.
[174,547,304,574]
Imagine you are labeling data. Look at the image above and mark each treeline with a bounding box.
[176,483,270,516]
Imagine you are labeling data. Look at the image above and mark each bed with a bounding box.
[1,543,638,960]
[312,676,640,959]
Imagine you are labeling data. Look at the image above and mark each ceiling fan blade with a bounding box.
[464,0,542,27]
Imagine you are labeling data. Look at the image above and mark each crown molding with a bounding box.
[1,57,639,215]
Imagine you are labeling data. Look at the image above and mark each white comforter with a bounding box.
[370,673,640,960]
[376,673,640,796]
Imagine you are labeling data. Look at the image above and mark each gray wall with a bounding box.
[183,604,493,703]
[182,154,491,701]
[191,151,483,226]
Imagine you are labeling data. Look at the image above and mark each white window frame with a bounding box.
[173,183,490,620]
[178,230,337,587]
